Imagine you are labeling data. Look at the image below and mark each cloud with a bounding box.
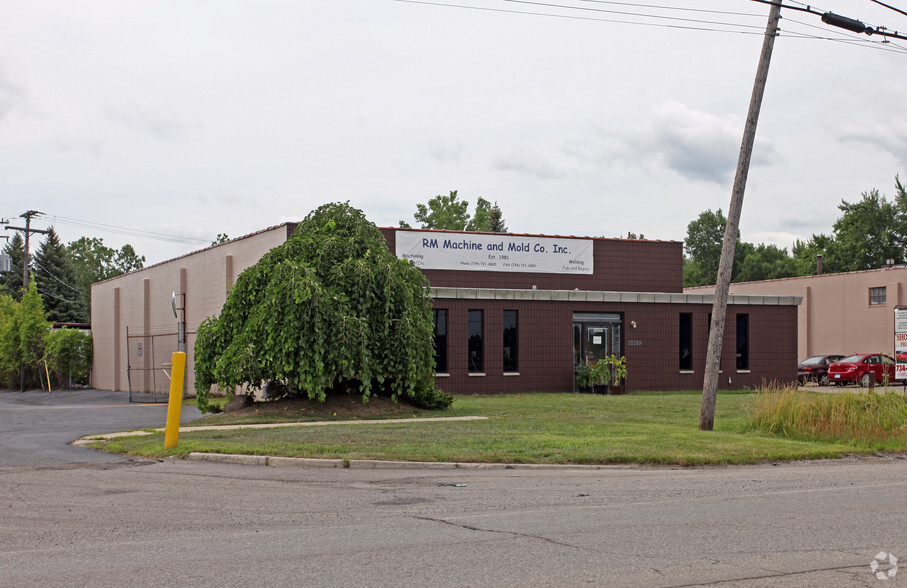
[836,117,907,162]
[0,67,25,123]
[746,230,808,251]
[427,140,464,163]
[571,101,778,185]
[492,144,566,180]
[105,102,200,140]
[645,101,771,184]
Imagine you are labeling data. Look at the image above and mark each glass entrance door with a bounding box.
[573,313,622,391]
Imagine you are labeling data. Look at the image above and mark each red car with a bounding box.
[827,354,897,387]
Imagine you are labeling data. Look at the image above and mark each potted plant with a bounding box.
[589,359,612,394]
[604,354,628,394]
[576,361,597,393]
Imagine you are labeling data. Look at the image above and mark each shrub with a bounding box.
[44,328,92,388]
[194,202,453,413]
[748,383,907,445]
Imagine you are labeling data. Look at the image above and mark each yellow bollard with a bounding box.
[164,351,187,449]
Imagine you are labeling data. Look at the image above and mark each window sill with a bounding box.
[468,372,486,377]
[679,370,694,374]
[737,370,751,374]
[433,373,450,378]
[504,372,520,377]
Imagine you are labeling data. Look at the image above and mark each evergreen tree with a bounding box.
[467,198,508,232]
[34,228,85,323]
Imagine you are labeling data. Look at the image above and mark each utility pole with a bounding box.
[700,2,782,431]
[5,210,49,289]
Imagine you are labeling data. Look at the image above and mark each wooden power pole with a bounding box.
[4,210,49,290]
[700,2,782,431]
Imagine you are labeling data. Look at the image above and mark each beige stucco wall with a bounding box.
[686,266,907,360]
[90,224,293,393]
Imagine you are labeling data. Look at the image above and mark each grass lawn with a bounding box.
[93,391,907,466]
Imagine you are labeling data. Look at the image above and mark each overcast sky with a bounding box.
[2,0,906,265]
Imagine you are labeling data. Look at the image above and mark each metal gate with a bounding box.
[125,326,194,403]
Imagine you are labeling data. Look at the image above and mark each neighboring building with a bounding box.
[91,224,800,396]
[686,263,907,362]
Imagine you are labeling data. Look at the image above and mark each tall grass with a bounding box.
[748,383,907,447]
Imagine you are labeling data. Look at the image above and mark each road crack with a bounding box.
[414,515,595,552]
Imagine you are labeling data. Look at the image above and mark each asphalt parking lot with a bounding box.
[0,388,201,468]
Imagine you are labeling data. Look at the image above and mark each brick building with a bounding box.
[91,224,800,396]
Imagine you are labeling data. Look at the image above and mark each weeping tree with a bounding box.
[194,202,452,412]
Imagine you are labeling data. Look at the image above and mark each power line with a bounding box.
[4,211,50,289]
[576,0,764,19]
[46,215,210,245]
[867,0,907,19]
[394,0,777,36]
[504,0,768,30]
[395,0,907,48]
[31,260,89,298]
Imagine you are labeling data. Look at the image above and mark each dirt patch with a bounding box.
[220,393,421,419]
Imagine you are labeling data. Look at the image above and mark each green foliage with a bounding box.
[194,202,453,412]
[683,177,907,287]
[34,228,84,323]
[468,197,508,232]
[411,190,470,230]
[733,242,799,283]
[68,236,145,284]
[43,328,92,388]
[100,393,890,466]
[401,191,508,232]
[683,208,732,287]
[0,278,49,388]
[748,384,907,445]
[577,354,627,387]
[211,233,231,246]
[828,187,905,271]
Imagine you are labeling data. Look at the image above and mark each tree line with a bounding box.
[684,176,907,287]
[1,229,145,323]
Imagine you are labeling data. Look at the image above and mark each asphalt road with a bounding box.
[0,390,905,587]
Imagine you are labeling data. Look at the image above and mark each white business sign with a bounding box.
[396,231,594,275]
[895,309,907,380]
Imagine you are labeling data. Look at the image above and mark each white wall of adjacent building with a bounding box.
[90,224,294,394]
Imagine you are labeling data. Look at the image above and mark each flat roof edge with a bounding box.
[429,287,802,306]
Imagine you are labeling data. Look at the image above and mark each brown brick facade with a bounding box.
[90,224,799,396]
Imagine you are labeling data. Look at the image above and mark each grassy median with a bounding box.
[91,390,907,466]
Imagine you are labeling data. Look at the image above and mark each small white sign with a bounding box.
[396,231,594,275]
[137,342,144,357]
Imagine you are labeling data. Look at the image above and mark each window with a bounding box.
[869,287,887,306]
[679,313,692,371]
[468,310,484,373]
[503,310,518,373]
[736,314,749,371]
[432,309,448,373]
